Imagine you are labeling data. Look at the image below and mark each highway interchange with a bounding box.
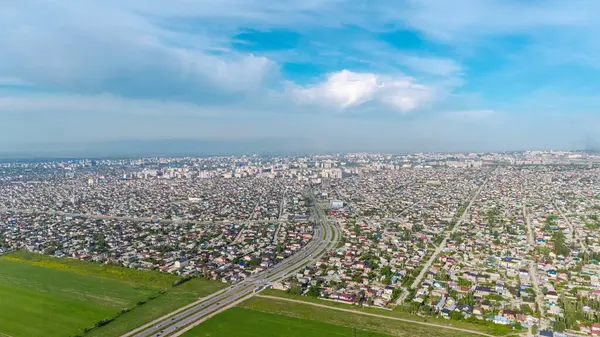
[122,189,341,337]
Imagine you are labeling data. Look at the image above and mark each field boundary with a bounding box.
[255,295,497,337]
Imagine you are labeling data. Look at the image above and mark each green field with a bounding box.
[87,279,224,337]
[0,251,224,337]
[237,295,486,337]
[183,307,392,337]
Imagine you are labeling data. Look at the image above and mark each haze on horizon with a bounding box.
[2,1,600,154]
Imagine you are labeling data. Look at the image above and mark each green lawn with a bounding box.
[238,296,486,337]
[183,307,392,337]
[0,251,224,337]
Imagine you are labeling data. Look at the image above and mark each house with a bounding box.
[579,324,590,334]
[475,286,492,297]
[174,259,189,269]
[499,257,520,269]
[502,309,516,320]
[592,323,600,336]
[458,286,470,294]
[545,291,559,303]
[519,269,530,279]
[493,316,510,325]
[436,296,447,311]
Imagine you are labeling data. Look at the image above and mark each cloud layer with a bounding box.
[2,1,600,150]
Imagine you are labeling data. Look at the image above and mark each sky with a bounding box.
[2,0,600,153]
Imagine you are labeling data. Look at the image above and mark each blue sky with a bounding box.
[2,0,600,152]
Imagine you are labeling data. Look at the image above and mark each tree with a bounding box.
[450,311,464,320]
[288,285,302,295]
[532,324,538,335]
[552,230,570,257]
[380,266,393,279]
[553,320,566,332]
[307,285,321,297]
[458,277,472,287]
[520,304,534,315]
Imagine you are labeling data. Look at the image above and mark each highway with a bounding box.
[123,188,341,337]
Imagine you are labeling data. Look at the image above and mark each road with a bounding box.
[123,187,340,337]
[522,199,535,247]
[410,177,489,290]
[256,295,496,337]
[553,201,588,253]
[230,224,246,244]
[386,201,420,304]
[521,198,546,329]
[396,287,409,304]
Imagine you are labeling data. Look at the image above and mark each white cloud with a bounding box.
[387,0,599,42]
[0,2,280,100]
[289,70,434,113]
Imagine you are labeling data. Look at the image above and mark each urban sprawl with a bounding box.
[2,151,600,337]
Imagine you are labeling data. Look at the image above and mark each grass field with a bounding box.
[257,289,513,336]
[87,279,224,337]
[0,251,224,337]
[238,295,488,337]
[183,307,393,337]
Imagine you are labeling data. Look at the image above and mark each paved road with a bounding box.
[256,295,496,337]
[410,179,489,290]
[124,188,341,337]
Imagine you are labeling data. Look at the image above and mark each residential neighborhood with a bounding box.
[2,152,600,336]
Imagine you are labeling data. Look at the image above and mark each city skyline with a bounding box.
[2,1,600,151]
